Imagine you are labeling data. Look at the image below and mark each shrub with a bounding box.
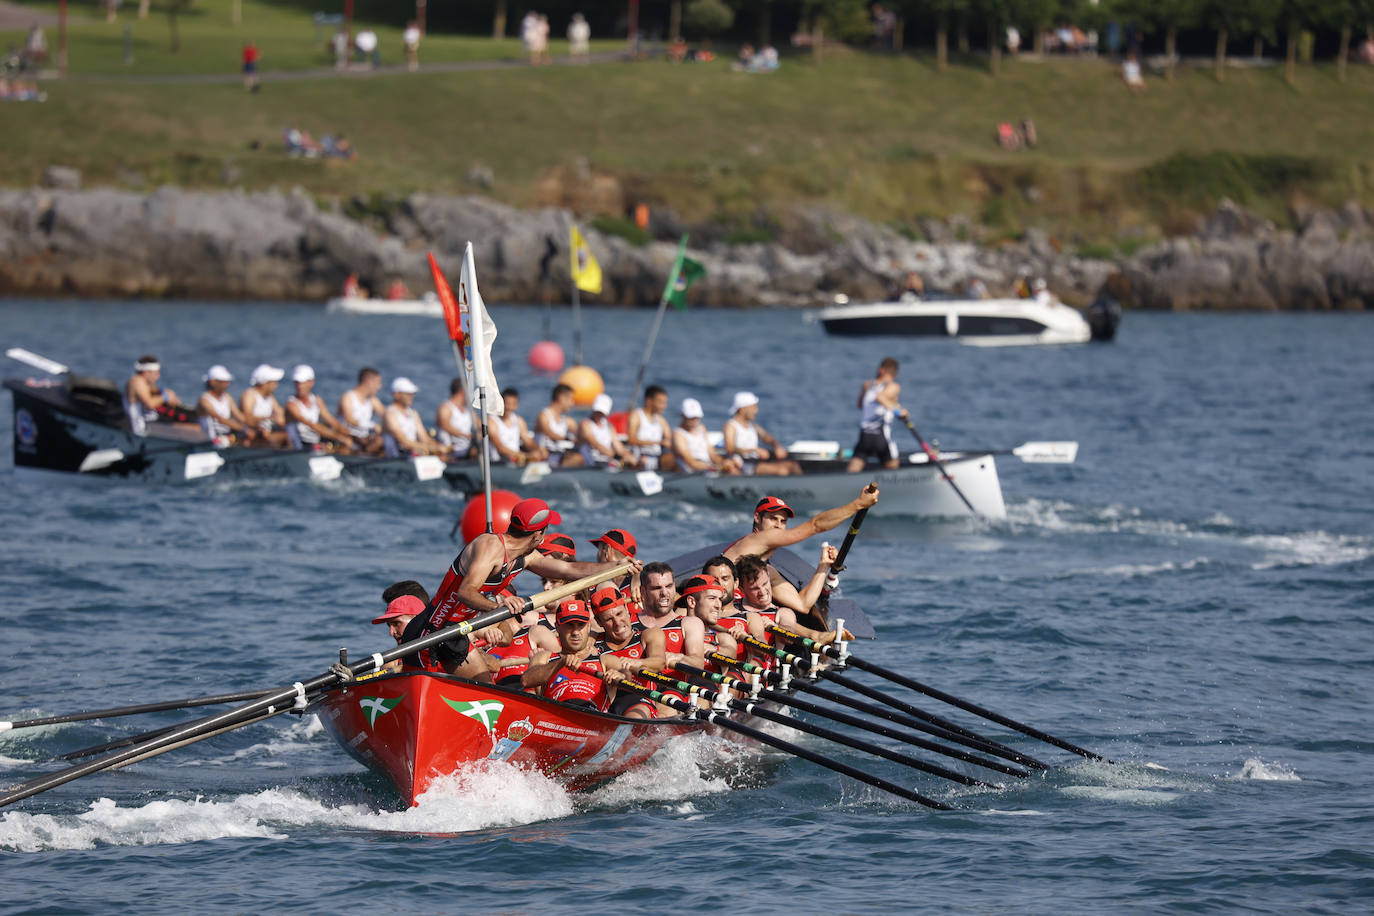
[591,215,651,246]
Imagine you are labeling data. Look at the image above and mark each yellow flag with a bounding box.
[570,225,603,295]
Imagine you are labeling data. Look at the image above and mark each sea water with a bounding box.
[0,300,1371,912]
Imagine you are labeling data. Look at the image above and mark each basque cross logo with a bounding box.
[444,698,504,734]
[360,695,402,728]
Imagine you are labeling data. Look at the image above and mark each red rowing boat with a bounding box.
[313,670,702,806]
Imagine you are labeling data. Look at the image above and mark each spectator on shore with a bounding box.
[1006,25,1020,55]
[1361,35,1374,63]
[871,3,896,51]
[568,13,590,61]
[25,24,46,67]
[355,30,379,68]
[403,20,421,72]
[996,120,1022,150]
[323,134,356,160]
[732,43,755,71]
[1020,118,1037,148]
[332,28,349,70]
[1122,53,1145,92]
[669,35,688,63]
[242,41,260,92]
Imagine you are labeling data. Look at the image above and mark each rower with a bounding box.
[533,383,585,468]
[197,365,256,446]
[522,599,611,712]
[846,357,907,472]
[723,391,800,476]
[383,377,448,458]
[637,562,678,629]
[626,384,676,471]
[735,549,839,644]
[701,555,741,611]
[372,594,424,673]
[672,397,738,474]
[578,394,638,468]
[590,528,641,616]
[435,378,477,460]
[675,574,741,669]
[590,586,666,718]
[284,364,354,452]
[488,387,548,466]
[124,354,183,436]
[403,497,638,679]
[723,487,879,618]
[338,367,385,455]
[242,364,288,448]
[527,532,579,653]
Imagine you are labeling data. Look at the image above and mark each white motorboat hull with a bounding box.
[817,297,1094,345]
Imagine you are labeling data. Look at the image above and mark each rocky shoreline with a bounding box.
[2,179,1372,311]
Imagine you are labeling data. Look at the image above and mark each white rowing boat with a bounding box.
[324,294,443,318]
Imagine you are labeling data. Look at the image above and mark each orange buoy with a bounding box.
[558,364,605,407]
[459,489,522,543]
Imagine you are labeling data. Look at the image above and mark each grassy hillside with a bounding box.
[6,0,1374,252]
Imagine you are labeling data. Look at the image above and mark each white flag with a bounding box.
[459,241,503,416]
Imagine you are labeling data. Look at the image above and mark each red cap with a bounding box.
[536,532,577,556]
[590,528,637,558]
[556,598,591,625]
[373,594,425,625]
[754,496,794,519]
[510,497,562,532]
[590,585,625,615]
[674,574,721,608]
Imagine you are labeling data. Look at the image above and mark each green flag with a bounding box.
[662,236,705,311]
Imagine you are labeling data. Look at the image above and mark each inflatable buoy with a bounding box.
[459,489,522,543]
[558,364,605,407]
[528,340,566,373]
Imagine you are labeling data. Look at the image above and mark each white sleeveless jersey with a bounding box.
[383,406,421,457]
[436,402,474,452]
[630,409,666,458]
[248,390,278,431]
[535,407,575,453]
[725,417,760,453]
[579,417,616,465]
[490,413,523,462]
[200,392,234,439]
[860,381,894,434]
[340,390,376,438]
[679,425,711,466]
[286,394,321,449]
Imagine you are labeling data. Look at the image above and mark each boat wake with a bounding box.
[1234,757,1301,781]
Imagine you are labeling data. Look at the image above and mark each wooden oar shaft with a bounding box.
[2,690,274,732]
[613,678,953,810]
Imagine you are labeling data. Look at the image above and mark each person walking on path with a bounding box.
[403,20,420,72]
[241,41,260,92]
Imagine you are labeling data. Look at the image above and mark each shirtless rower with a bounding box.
[522,599,612,711]
[488,387,548,466]
[242,364,288,448]
[383,377,448,458]
[338,367,386,455]
[534,383,585,468]
[284,364,353,451]
[627,385,676,472]
[404,497,638,680]
[590,586,667,718]
[197,365,256,446]
[672,398,738,474]
[435,378,477,460]
[124,354,183,436]
[579,394,638,468]
[723,391,800,476]
[846,357,907,472]
[723,486,879,617]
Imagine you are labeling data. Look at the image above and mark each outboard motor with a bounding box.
[1087,295,1122,342]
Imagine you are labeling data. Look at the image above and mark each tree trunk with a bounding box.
[492,0,506,39]
[138,0,150,19]
[232,0,241,26]
[669,0,681,41]
[1338,24,1351,82]
[812,22,823,64]
[758,2,771,47]
[1033,26,1044,55]
[989,22,1001,76]
[1166,25,1176,80]
[957,19,969,54]
[1285,20,1296,85]
[893,16,903,52]
[937,15,947,71]
[168,5,180,52]
[1214,27,1227,83]
[1252,35,1262,60]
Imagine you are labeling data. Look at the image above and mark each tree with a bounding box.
[1326,0,1374,81]
[1201,0,1279,82]
[687,0,736,37]
[1019,0,1056,54]
[492,0,506,39]
[975,0,1017,75]
[924,0,974,71]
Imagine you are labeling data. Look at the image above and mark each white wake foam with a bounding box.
[582,734,737,809]
[1235,757,1301,781]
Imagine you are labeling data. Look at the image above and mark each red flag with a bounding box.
[428,251,464,346]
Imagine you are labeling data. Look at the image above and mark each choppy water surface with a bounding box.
[0,300,1371,912]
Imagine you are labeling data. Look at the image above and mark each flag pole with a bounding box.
[630,234,687,412]
[476,385,494,533]
[572,282,583,365]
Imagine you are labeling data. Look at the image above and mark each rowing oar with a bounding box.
[671,662,1029,779]
[636,668,995,787]
[771,625,1108,763]
[0,689,275,734]
[608,677,953,810]
[0,563,632,809]
[901,416,980,517]
[710,648,1047,770]
[817,495,872,609]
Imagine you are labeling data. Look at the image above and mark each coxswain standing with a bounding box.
[242,364,288,448]
[284,364,354,451]
[403,498,638,680]
[338,367,386,455]
[383,377,448,458]
[522,599,611,711]
[723,487,879,617]
[197,365,256,446]
[846,357,907,472]
[124,355,183,436]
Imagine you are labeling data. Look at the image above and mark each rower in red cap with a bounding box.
[723,485,878,619]
[404,497,639,679]
[522,598,612,711]
[589,528,642,619]
[590,586,667,718]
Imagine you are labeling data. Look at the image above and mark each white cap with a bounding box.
[392,376,419,394]
[591,393,613,415]
[249,364,284,386]
[730,391,759,413]
[680,397,703,419]
[292,364,315,383]
[204,365,233,382]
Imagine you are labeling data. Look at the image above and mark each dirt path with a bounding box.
[0,0,62,31]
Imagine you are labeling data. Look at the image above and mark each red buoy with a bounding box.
[459,489,522,543]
